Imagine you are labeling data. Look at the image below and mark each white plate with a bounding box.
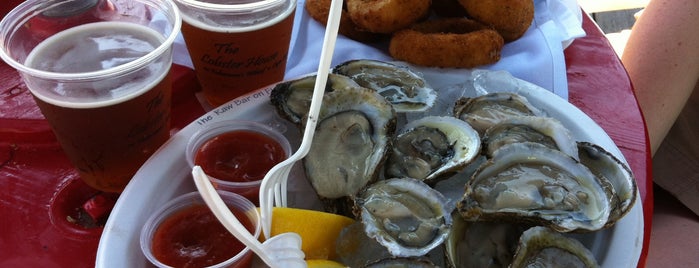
[96,68,643,268]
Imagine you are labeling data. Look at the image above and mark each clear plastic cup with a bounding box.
[172,0,297,107]
[0,0,181,192]
[186,120,292,204]
[140,191,261,268]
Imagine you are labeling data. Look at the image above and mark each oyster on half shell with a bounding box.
[303,82,396,215]
[453,92,544,135]
[385,116,481,185]
[510,226,600,268]
[458,143,613,232]
[356,178,452,257]
[270,73,361,124]
[481,116,578,160]
[577,141,637,227]
[445,211,526,268]
[364,257,438,267]
[333,59,437,113]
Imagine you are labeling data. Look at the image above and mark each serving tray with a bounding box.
[96,67,642,268]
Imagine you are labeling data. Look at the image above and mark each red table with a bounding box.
[0,2,650,266]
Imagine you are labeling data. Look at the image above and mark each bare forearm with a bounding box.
[621,0,699,155]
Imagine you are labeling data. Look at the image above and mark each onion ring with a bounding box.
[345,0,431,34]
[458,0,534,42]
[431,0,469,18]
[305,0,384,42]
[388,18,504,68]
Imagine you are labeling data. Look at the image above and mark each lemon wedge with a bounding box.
[260,207,355,260]
[306,259,348,268]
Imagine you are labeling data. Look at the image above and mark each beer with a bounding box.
[25,22,172,192]
[177,0,296,107]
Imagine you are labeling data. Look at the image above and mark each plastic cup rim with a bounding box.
[174,0,288,13]
[0,0,182,82]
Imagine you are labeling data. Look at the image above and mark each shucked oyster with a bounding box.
[333,59,437,113]
[453,92,543,135]
[385,116,481,185]
[481,116,578,160]
[304,83,396,215]
[445,211,526,268]
[365,257,438,267]
[577,142,637,227]
[510,227,600,268]
[458,143,613,232]
[270,73,361,124]
[269,73,397,215]
[356,178,452,257]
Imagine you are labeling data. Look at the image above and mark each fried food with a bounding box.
[388,18,504,68]
[431,0,468,18]
[305,0,384,42]
[345,0,431,34]
[457,0,534,42]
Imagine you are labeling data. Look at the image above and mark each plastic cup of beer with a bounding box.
[173,0,297,107]
[0,0,182,193]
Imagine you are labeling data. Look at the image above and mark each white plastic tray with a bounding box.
[96,67,642,268]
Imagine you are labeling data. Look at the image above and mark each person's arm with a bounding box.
[621,0,699,155]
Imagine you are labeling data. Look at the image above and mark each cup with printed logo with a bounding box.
[173,0,297,107]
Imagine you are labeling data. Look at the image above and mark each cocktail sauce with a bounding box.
[151,204,253,267]
[194,130,287,183]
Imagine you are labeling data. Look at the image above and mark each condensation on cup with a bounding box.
[0,0,182,192]
[173,0,297,107]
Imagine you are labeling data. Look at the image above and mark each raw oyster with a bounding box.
[577,141,637,227]
[304,84,396,215]
[356,178,452,257]
[270,73,361,124]
[365,257,438,267]
[337,221,394,267]
[445,211,526,268]
[333,59,437,112]
[458,143,613,232]
[385,116,481,185]
[453,92,543,135]
[510,226,600,268]
[482,116,578,159]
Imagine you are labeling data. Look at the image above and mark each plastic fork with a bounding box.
[192,166,306,268]
[258,0,344,239]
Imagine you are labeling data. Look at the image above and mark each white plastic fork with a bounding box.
[192,166,306,268]
[258,0,344,239]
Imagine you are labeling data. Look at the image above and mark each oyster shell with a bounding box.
[453,92,543,135]
[336,221,394,267]
[356,178,452,257]
[482,116,578,160]
[510,226,600,268]
[365,257,438,267]
[304,84,396,215]
[577,141,637,227]
[445,211,525,268]
[457,143,613,232]
[385,116,481,185]
[333,59,437,112]
[270,73,361,124]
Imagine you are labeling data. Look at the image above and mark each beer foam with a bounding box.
[179,0,295,33]
[24,22,170,108]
